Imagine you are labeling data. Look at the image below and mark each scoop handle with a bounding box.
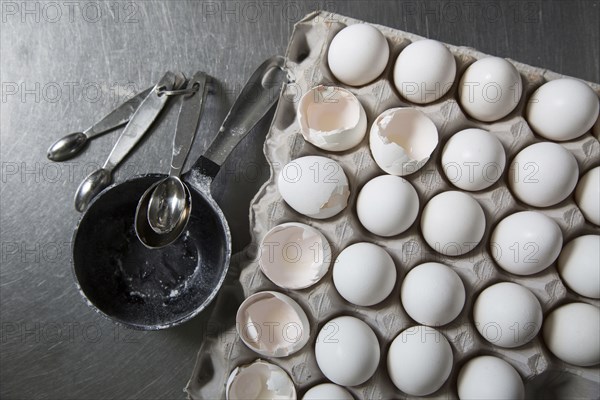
[193,56,288,178]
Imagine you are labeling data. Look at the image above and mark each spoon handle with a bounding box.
[195,56,288,178]
[103,72,186,171]
[170,72,209,177]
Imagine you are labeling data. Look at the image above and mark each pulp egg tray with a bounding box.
[186,10,600,399]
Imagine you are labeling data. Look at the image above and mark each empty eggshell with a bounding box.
[393,39,456,104]
[226,359,296,400]
[441,128,506,191]
[277,156,350,219]
[543,302,600,367]
[302,383,354,400]
[327,24,389,86]
[333,242,397,306]
[473,282,542,348]
[369,107,439,176]
[297,85,367,151]
[575,166,600,225]
[458,57,523,122]
[508,142,579,208]
[457,356,524,400]
[400,262,465,326]
[557,235,600,299]
[236,291,310,357]
[490,211,563,276]
[420,191,486,256]
[315,316,380,386]
[356,175,419,237]
[259,222,331,290]
[387,325,453,396]
[526,78,599,141]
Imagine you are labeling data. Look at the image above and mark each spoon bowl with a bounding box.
[147,176,190,234]
[136,179,193,248]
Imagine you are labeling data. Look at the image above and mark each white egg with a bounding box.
[473,282,542,348]
[490,211,563,276]
[575,166,600,225]
[393,39,456,104]
[441,128,506,191]
[259,223,331,290]
[333,242,397,306]
[543,302,600,366]
[526,78,599,141]
[557,235,600,298]
[508,142,579,208]
[420,191,486,256]
[236,291,310,357]
[277,156,349,219]
[297,85,367,151]
[356,175,419,236]
[327,24,389,86]
[401,262,465,326]
[302,384,353,400]
[369,107,438,176]
[457,356,524,400]
[458,57,523,122]
[387,325,453,396]
[315,316,380,386]
[226,360,296,400]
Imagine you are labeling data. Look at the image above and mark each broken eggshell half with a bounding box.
[226,359,297,400]
[277,155,350,219]
[236,291,310,357]
[297,85,367,151]
[369,107,438,176]
[259,222,331,290]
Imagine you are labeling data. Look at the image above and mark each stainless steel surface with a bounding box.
[73,72,183,212]
[1,1,598,399]
[146,72,209,236]
[46,88,152,161]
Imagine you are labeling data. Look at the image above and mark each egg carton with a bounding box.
[186,10,600,399]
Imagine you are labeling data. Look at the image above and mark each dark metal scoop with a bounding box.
[71,56,288,330]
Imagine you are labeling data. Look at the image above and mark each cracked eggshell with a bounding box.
[277,156,350,219]
[236,291,310,357]
[369,107,438,176]
[297,85,367,152]
[226,359,296,400]
[259,222,331,290]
